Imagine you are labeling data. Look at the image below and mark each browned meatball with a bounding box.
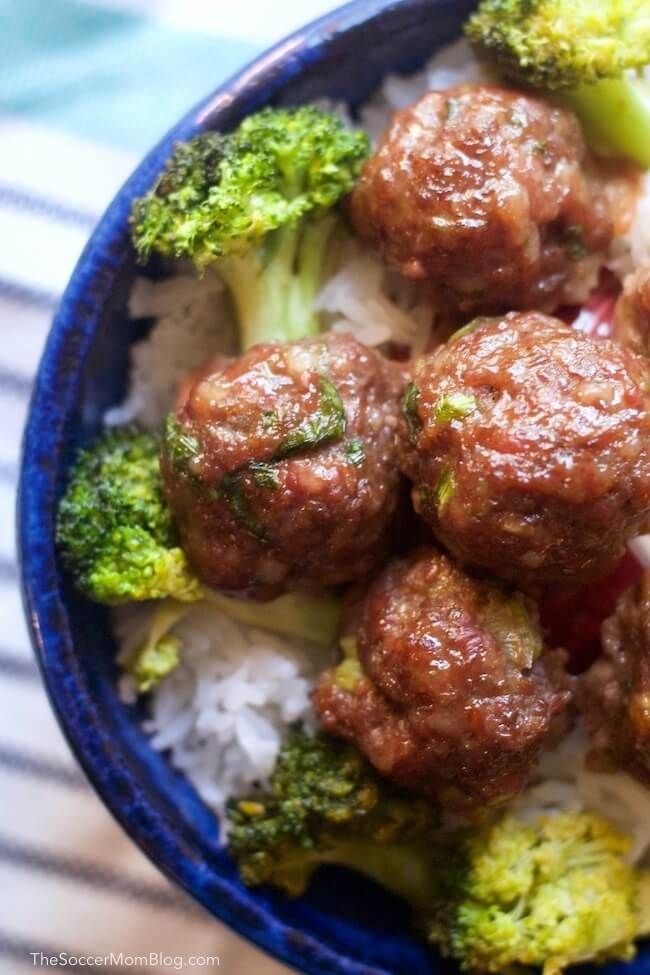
[400,312,650,586]
[313,548,571,810]
[350,85,613,314]
[161,333,404,596]
[578,572,650,782]
[614,261,650,357]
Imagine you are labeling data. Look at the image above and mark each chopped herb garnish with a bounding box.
[164,414,202,474]
[564,224,586,260]
[249,461,280,489]
[434,392,477,424]
[404,381,421,443]
[261,410,279,432]
[445,98,459,120]
[417,486,434,517]
[435,466,455,513]
[344,438,366,468]
[274,375,346,460]
[481,592,543,671]
[448,316,494,344]
[221,473,268,542]
[533,140,551,161]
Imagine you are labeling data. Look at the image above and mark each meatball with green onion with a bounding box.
[400,312,650,586]
[313,547,571,810]
[161,333,404,597]
[350,85,613,315]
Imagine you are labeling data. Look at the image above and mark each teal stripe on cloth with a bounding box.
[0,0,259,151]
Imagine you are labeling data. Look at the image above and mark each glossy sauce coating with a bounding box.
[614,260,650,357]
[400,312,650,586]
[578,572,650,783]
[313,548,571,810]
[161,333,404,596]
[350,85,613,314]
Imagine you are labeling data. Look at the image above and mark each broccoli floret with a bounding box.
[131,108,369,350]
[466,0,650,166]
[119,598,191,693]
[56,427,202,604]
[129,634,180,692]
[228,729,439,905]
[428,812,641,974]
[229,734,649,972]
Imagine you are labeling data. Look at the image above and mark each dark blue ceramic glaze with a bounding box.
[19,1,649,973]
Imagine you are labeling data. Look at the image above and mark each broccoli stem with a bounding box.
[636,871,650,936]
[291,215,337,332]
[564,75,650,168]
[326,839,438,911]
[202,587,341,649]
[218,215,336,351]
[143,587,341,657]
[122,587,341,693]
[276,838,438,906]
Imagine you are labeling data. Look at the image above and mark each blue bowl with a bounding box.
[19,2,639,973]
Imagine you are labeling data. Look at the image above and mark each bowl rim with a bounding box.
[19,2,440,972]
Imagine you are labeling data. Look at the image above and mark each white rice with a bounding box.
[115,601,329,814]
[315,237,435,355]
[112,38,650,845]
[105,270,236,430]
[610,171,650,278]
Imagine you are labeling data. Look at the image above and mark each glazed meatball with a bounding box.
[313,548,571,810]
[161,333,404,596]
[400,312,650,586]
[614,261,650,357]
[350,85,612,314]
[578,572,650,782]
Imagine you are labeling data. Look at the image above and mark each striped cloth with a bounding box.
[1,1,334,971]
